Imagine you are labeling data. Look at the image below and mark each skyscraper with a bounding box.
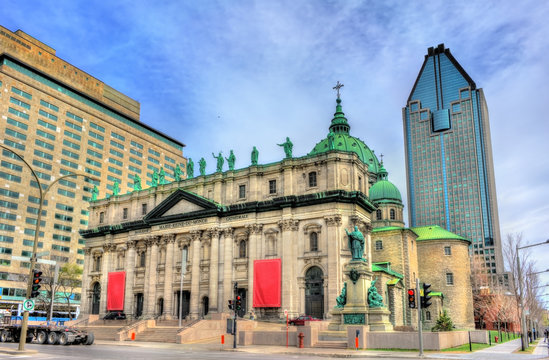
[403,44,503,274]
[0,26,186,308]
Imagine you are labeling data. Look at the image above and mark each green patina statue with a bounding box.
[251,146,259,165]
[187,158,194,178]
[277,137,293,158]
[112,181,120,196]
[212,152,224,172]
[133,174,142,191]
[328,130,335,150]
[345,226,365,261]
[91,185,99,201]
[159,167,166,185]
[174,164,182,182]
[152,170,159,187]
[367,278,384,308]
[199,157,206,176]
[335,282,347,308]
[225,150,236,170]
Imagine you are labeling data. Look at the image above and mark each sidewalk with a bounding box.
[533,339,549,357]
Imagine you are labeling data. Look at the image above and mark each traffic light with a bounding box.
[228,300,234,310]
[31,270,43,298]
[421,283,432,308]
[407,289,416,308]
[235,295,242,311]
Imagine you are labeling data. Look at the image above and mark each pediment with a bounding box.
[144,189,220,223]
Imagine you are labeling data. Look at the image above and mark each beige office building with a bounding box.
[0,26,186,310]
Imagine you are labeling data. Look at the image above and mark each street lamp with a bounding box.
[516,239,549,350]
[0,145,99,351]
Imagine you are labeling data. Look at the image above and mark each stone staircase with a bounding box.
[315,340,348,349]
[135,326,180,343]
[79,320,129,341]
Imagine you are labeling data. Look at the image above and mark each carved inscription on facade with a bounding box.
[157,218,207,230]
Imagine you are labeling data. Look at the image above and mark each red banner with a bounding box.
[253,259,281,307]
[107,271,126,311]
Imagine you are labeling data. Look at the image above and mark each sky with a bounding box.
[3,0,549,305]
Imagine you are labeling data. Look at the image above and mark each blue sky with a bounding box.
[3,1,549,302]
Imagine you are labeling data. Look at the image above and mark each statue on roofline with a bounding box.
[199,157,206,176]
[277,137,293,158]
[187,158,194,179]
[174,164,182,182]
[251,146,259,165]
[212,152,224,172]
[225,150,236,170]
[133,174,142,191]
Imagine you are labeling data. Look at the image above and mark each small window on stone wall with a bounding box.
[99,212,105,224]
[94,256,101,272]
[444,246,451,255]
[310,232,318,252]
[426,311,431,321]
[375,240,383,250]
[123,207,128,220]
[308,171,317,187]
[390,209,396,220]
[239,184,246,199]
[141,203,147,215]
[139,251,146,267]
[376,209,382,220]
[446,272,454,285]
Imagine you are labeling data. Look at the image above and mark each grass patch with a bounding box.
[440,343,491,352]
[518,339,539,354]
[489,330,519,344]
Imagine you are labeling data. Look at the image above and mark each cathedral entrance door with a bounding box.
[175,291,190,318]
[305,266,324,319]
[135,293,144,318]
[91,282,100,314]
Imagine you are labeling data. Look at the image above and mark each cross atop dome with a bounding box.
[333,81,344,99]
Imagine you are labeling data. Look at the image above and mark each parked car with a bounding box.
[288,315,321,326]
[103,312,126,320]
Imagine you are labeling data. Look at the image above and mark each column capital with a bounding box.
[145,235,161,247]
[278,219,299,231]
[223,227,234,238]
[162,234,176,244]
[324,214,342,227]
[127,239,138,249]
[349,216,372,234]
[102,243,116,252]
[190,230,202,242]
[246,223,264,234]
[84,247,92,255]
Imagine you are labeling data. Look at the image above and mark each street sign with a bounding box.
[11,256,56,265]
[284,309,288,317]
[22,299,34,312]
[36,251,50,257]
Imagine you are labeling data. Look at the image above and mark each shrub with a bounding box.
[432,310,454,332]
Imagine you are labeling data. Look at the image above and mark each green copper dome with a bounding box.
[309,97,381,173]
[369,163,402,203]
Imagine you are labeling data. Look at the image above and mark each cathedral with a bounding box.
[80,92,474,330]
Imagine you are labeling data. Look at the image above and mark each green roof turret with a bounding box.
[309,82,381,173]
[369,163,402,203]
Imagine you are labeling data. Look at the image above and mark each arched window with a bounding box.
[239,240,247,258]
[182,245,188,262]
[375,240,383,250]
[308,172,317,187]
[310,232,318,252]
[390,209,396,220]
[376,209,382,220]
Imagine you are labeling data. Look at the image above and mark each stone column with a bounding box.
[146,236,160,316]
[162,235,176,319]
[81,248,92,314]
[222,228,234,311]
[124,240,137,316]
[279,219,299,317]
[189,230,202,319]
[142,239,152,316]
[325,214,342,313]
[246,224,263,313]
[208,229,221,313]
[99,244,113,315]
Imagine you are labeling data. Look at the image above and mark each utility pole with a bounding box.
[48,263,59,321]
[233,282,238,349]
[417,278,423,357]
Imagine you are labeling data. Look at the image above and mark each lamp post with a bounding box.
[516,239,549,350]
[0,145,99,351]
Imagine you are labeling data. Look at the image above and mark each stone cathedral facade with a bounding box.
[80,96,474,329]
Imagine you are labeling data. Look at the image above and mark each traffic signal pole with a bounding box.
[416,278,423,356]
[233,282,237,349]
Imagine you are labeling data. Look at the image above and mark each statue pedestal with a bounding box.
[368,307,393,332]
[329,260,373,330]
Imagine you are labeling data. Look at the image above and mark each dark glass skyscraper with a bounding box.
[403,44,503,274]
